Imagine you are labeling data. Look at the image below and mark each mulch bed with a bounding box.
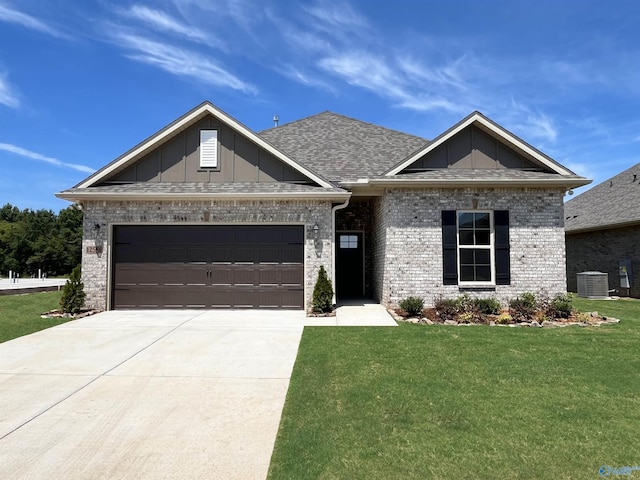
[40,309,101,320]
[390,308,620,328]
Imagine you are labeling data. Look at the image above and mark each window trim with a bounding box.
[199,129,219,169]
[456,210,495,286]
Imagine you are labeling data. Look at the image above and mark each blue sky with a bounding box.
[0,0,639,212]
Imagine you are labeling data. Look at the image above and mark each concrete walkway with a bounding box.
[0,305,395,479]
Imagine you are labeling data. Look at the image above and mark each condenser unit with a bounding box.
[576,271,609,299]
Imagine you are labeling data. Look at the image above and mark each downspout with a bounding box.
[331,198,351,304]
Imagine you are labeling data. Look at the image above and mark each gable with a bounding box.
[102,114,310,185]
[386,112,577,177]
[404,125,544,172]
[74,101,334,190]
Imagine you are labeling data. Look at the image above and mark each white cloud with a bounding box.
[110,31,257,94]
[0,143,95,173]
[319,51,467,114]
[118,4,224,48]
[0,2,66,38]
[304,0,368,30]
[0,72,19,108]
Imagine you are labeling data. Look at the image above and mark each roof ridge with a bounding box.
[261,110,429,142]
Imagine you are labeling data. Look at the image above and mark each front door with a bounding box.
[336,231,364,298]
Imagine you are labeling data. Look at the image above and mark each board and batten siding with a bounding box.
[104,115,309,184]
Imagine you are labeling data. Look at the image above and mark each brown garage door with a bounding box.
[111,225,304,309]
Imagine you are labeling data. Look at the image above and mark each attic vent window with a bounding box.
[200,130,218,168]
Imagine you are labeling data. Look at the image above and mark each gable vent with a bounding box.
[200,130,218,168]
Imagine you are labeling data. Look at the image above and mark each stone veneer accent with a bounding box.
[566,225,640,298]
[81,199,333,311]
[376,187,567,307]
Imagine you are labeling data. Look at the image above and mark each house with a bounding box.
[56,101,589,311]
[565,162,640,298]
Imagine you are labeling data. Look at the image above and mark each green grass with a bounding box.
[0,291,71,343]
[269,298,640,479]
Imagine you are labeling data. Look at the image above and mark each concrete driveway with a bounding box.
[0,304,395,479]
[0,310,307,479]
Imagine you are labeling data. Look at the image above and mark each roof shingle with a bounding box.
[260,111,429,181]
[564,162,640,232]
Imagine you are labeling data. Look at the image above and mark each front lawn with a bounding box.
[0,291,70,343]
[268,298,640,479]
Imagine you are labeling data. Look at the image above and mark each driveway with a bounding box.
[0,304,395,479]
[0,310,307,479]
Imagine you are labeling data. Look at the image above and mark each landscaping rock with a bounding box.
[444,320,458,326]
[489,321,496,326]
[530,321,541,327]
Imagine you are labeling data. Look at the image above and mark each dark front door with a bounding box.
[336,232,364,298]
[111,225,304,309]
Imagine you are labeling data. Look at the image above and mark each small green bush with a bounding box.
[312,266,333,313]
[458,312,474,324]
[475,297,503,315]
[495,313,513,324]
[509,292,538,322]
[399,296,424,317]
[60,265,86,314]
[548,293,573,319]
[434,296,459,322]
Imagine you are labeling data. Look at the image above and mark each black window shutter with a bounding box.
[494,210,511,285]
[442,210,458,285]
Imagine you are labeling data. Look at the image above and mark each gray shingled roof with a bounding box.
[59,182,347,196]
[564,162,640,232]
[260,111,429,181]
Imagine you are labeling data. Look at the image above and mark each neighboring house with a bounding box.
[565,162,640,298]
[56,101,589,311]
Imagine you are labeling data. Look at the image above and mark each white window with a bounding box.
[339,235,358,249]
[200,130,218,168]
[457,211,494,283]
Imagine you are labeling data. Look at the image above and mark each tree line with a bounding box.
[0,203,82,277]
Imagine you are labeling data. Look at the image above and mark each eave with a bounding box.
[55,191,351,202]
[340,177,591,190]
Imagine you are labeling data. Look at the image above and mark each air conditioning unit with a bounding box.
[576,272,609,299]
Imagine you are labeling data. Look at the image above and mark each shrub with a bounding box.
[458,312,474,324]
[548,293,573,319]
[509,292,538,322]
[399,296,424,317]
[60,265,86,314]
[474,297,502,315]
[495,313,513,324]
[434,296,460,322]
[312,266,333,313]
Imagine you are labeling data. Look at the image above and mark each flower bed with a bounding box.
[391,292,620,328]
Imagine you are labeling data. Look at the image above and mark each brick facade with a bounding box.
[375,187,567,307]
[81,199,333,311]
[566,225,640,298]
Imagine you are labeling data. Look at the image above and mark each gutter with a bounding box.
[340,177,592,189]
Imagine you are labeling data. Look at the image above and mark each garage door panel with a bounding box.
[112,225,304,309]
[210,266,232,285]
[281,246,303,264]
[259,269,279,286]
[281,266,303,285]
[282,288,304,308]
[233,267,257,286]
[211,246,233,263]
